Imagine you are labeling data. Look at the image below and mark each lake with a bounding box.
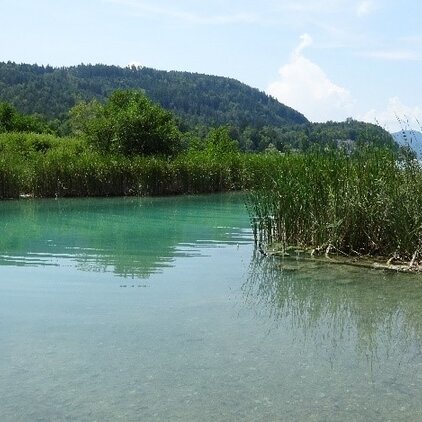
[1,194,422,421]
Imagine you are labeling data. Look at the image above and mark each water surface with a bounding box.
[1,194,422,421]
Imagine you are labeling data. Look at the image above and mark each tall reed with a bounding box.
[246,148,422,261]
[0,132,274,198]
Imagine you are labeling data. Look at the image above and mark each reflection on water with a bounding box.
[0,194,250,278]
[1,195,422,421]
[245,252,422,354]
[244,253,422,415]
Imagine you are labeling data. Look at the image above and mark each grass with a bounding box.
[246,147,422,263]
[0,131,273,199]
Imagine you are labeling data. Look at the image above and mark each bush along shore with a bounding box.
[0,131,290,199]
[0,134,230,198]
[246,147,422,272]
[0,89,350,199]
[0,90,254,198]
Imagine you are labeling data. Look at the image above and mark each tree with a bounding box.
[68,99,102,136]
[0,102,16,132]
[204,126,239,155]
[70,90,182,156]
[0,101,52,133]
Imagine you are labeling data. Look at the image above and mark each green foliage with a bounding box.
[246,148,422,260]
[204,126,239,155]
[2,130,79,168]
[0,153,23,199]
[233,120,396,153]
[68,99,102,136]
[72,90,182,156]
[0,130,263,198]
[0,101,52,134]
[0,63,399,154]
[0,102,15,132]
[0,62,308,133]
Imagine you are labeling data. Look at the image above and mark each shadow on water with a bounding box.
[0,194,251,279]
[244,251,422,372]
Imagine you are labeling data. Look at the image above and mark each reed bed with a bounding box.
[0,132,274,199]
[246,148,422,262]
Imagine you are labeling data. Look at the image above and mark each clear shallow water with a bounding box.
[1,194,422,421]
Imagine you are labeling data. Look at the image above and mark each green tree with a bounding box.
[204,126,239,155]
[68,99,102,136]
[0,102,52,134]
[0,102,16,132]
[71,90,182,156]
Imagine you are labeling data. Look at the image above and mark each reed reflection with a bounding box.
[244,252,422,370]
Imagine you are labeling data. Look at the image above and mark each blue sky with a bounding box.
[1,0,421,130]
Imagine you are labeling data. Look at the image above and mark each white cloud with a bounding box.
[361,97,422,132]
[356,0,376,17]
[294,33,313,56]
[267,34,354,122]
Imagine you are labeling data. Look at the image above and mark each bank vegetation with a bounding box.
[246,147,422,269]
[3,88,421,267]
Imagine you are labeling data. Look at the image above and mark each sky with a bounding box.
[1,0,422,131]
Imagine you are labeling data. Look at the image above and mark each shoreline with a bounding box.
[265,244,422,274]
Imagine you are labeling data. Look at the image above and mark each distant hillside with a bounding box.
[392,130,422,158]
[0,62,308,129]
[238,119,397,152]
[0,62,398,153]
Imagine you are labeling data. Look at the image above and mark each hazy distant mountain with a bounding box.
[0,62,308,128]
[392,130,422,158]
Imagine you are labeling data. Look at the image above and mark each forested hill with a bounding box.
[0,62,308,128]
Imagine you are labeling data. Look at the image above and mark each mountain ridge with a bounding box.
[0,62,308,129]
[0,62,398,152]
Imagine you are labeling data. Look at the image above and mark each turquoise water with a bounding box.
[1,194,422,421]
